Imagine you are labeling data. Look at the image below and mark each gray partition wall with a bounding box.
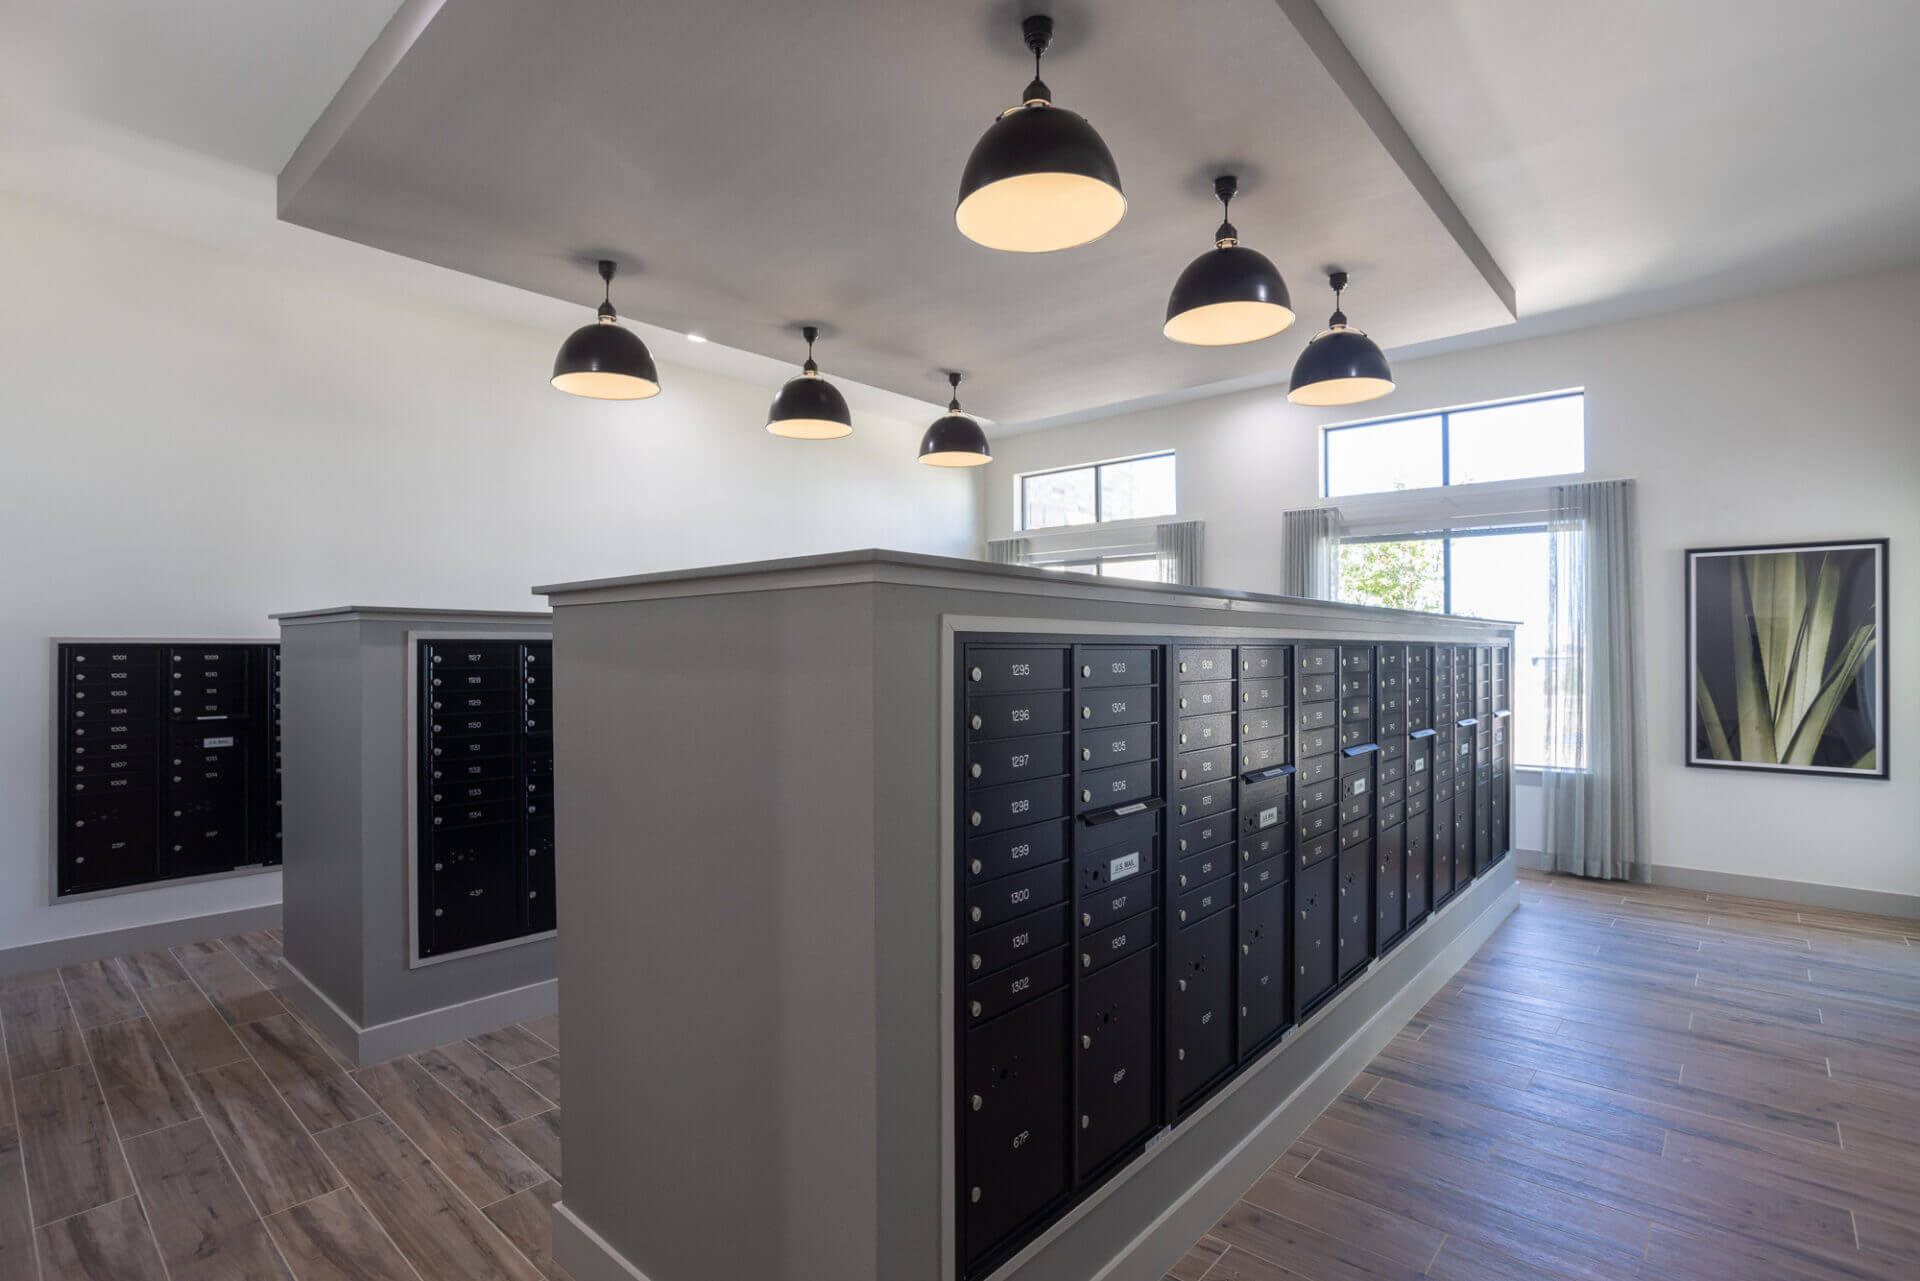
[537,551,1520,1281]
[275,605,557,1064]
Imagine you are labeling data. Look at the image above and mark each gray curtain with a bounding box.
[1281,508,1341,599]
[985,537,1030,566]
[1155,520,1203,585]
[1543,479,1650,880]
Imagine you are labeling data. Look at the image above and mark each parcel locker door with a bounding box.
[1077,947,1157,1180]
[1168,907,1235,1113]
[1292,854,1336,1017]
[1336,844,1371,979]
[1238,883,1289,1054]
[1375,823,1405,949]
[964,989,1070,1271]
[1404,817,1430,923]
[423,822,523,955]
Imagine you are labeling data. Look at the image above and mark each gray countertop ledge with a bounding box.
[271,605,552,625]
[533,547,1517,628]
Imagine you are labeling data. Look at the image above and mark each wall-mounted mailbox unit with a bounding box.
[52,639,282,899]
[537,550,1518,1281]
[274,606,556,1066]
[415,637,556,958]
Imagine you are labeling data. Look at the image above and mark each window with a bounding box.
[1022,452,1174,529]
[1323,394,1583,498]
[1042,555,1165,582]
[1339,528,1566,768]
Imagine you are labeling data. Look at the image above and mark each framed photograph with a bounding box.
[1686,539,1888,778]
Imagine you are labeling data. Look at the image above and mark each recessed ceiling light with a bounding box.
[685,333,708,343]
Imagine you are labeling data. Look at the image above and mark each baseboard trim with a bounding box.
[553,1200,659,1281]
[278,959,559,1066]
[0,903,282,977]
[1647,863,1919,920]
[1519,850,1917,920]
[1096,868,1520,1281]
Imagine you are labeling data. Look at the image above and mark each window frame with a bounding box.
[1321,391,1584,499]
[1019,450,1176,531]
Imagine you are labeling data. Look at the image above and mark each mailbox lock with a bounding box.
[1081,1115,1090,1129]
[969,954,981,970]
[971,1094,983,1111]
[1081,788,1093,803]
[970,666,983,682]
[1082,1035,1091,1049]
[969,1001,982,1017]
[1178,661,1188,673]
[1081,747,1091,761]
[1242,944,1250,955]
[970,906,982,923]
[1178,978,1187,992]
[1081,912,1092,927]
[1178,1048,1186,1061]
[1081,953,1092,969]
[970,715,983,731]
[969,811,983,828]
[1081,664,1092,677]
[969,858,982,875]
[970,764,982,779]
[1080,706,1092,720]
[971,1187,982,1204]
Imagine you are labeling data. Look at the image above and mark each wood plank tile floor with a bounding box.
[1165,869,1920,1281]
[0,928,565,1280]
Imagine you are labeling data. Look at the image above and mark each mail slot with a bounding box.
[1340,647,1372,673]
[1174,872,1234,927]
[967,862,1071,931]
[1238,736,1286,773]
[1297,754,1334,785]
[1079,647,1154,688]
[1297,727,1335,758]
[1240,826,1287,869]
[968,819,1069,883]
[969,732,1069,788]
[967,777,1070,834]
[1174,812,1235,856]
[1175,712,1232,750]
[1241,857,1284,898]
[1377,778,1405,806]
[1080,723,1153,766]
[1174,779,1233,822]
[1080,807,1158,857]
[1295,647,1335,675]
[424,642,519,669]
[1297,776,1336,815]
[1297,673,1336,703]
[966,647,1069,693]
[968,691,1070,740]
[1377,757,1405,785]
[1298,806,1335,841]
[1080,687,1155,730]
[967,944,1070,1026]
[1239,707,1286,742]
[1176,680,1233,714]
[1174,844,1230,891]
[1078,761,1153,812]
[1338,787,1372,825]
[1080,909,1155,973]
[967,906,1071,977]
[1175,745,1232,784]
[1295,702,1334,733]
[1176,648,1231,679]
[1378,800,1406,829]
[1239,675,1287,710]
[1239,646,1287,679]
[1340,817,1371,851]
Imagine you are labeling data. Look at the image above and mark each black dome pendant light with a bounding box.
[955,13,1125,253]
[1164,175,1294,345]
[551,259,661,400]
[1288,271,1395,406]
[766,325,853,439]
[918,372,992,467]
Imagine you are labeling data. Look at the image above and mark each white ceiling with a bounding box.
[1317,0,1920,350]
[6,0,1920,424]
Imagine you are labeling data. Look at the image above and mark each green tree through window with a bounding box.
[1338,539,1444,612]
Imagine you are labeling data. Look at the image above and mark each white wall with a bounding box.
[985,267,1920,900]
[0,191,980,951]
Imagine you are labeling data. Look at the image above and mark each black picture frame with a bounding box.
[1685,539,1889,780]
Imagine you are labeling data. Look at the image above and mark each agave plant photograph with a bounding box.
[1687,540,1888,778]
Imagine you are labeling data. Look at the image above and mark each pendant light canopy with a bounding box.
[1288,271,1395,406]
[1164,175,1294,346]
[955,14,1125,253]
[918,372,992,467]
[551,260,660,400]
[766,326,853,439]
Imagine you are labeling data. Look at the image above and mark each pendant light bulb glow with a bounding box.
[955,14,1125,253]
[1287,271,1395,406]
[918,372,992,467]
[767,325,853,439]
[551,260,661,400]
[1163,175,1294,345]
